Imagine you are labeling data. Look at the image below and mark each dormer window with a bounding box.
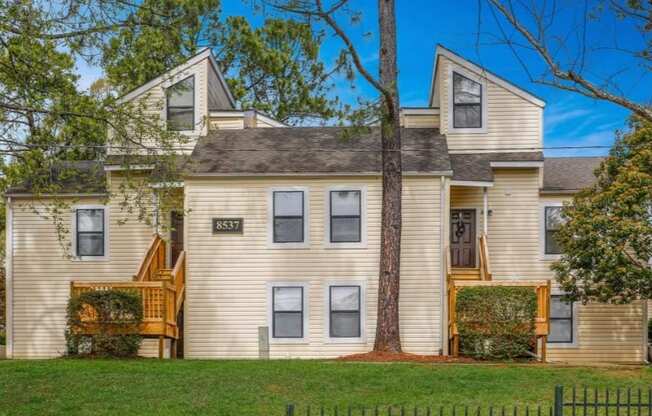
[452,72,482,129]
[167,76,195,131]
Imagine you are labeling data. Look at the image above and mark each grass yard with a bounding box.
[0,360,651,416]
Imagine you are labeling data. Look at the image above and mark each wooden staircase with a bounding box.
[445,232,551,361]
[71,235,186,358]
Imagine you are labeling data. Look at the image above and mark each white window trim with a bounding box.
[71,204,110,262]
[323,185,368,249]
[546,290,580,349]
[539,202,564,261]
[267,187,311,249]
[447,65,488,134]
[323,280,367,344]
[267,281,310,344]
[161,69,203,137]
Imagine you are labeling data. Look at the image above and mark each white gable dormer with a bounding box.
[430,45,546,153]
[115,48,235,153]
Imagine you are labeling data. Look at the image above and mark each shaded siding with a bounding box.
[10,177,154,358]
[208,116,245,130]
[206,60,232,110]
[184,176,442,358]
[438,56,542,152]
[451,175,645,362]
[401,114,440,128]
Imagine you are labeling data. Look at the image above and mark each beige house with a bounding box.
[4,46,647,362]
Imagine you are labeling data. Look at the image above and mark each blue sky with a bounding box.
[76,0,650,157]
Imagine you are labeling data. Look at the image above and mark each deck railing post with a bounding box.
[554,386,564,416]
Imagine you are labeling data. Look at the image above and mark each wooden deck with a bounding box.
[446,232,551,361]
[70,235,185,357]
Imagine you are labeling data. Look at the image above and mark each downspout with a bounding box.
[5,197,13,358]
[440,176,449,355]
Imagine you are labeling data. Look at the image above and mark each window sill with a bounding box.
[323,242,368,249]
[269,338,310,345]
[448,127,488,134]
[324,337,366,344]
[72,256,110,262]
[267,242,311,250]
[547,342,578,349]
[540,254,562,261]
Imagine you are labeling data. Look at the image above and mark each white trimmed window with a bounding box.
[324,282,366,342]
[267,282,309,342]
[324,186,367,248]
[72,206,109,260]
[268,188,310,248]
[548,295,577,346]
[166,75,195,131]
[448,67,487,133]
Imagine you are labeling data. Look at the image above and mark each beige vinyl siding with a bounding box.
[208,116,245,130]
[452,176,644,362]
[10,176,155,358]
[184,176,442,358]
[438,56,542,152]
[111,56,211,154]
[401,114,440,128]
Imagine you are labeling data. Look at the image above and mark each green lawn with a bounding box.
[0,360,650,416]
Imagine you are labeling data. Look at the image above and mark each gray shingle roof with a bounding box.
[5,161,106,195]
[542,157,604,192]
[450,152,544,182]
[188,127,452,175]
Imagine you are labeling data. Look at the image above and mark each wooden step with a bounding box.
[449,268,481,280]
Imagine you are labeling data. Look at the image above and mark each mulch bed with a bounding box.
[336,351,477,363]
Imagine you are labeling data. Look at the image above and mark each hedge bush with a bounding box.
[66,289,143,357]
[456,286,537,360]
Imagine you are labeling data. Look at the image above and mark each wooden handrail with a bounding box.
[134,235,166,282]
[478,233,492,280]
[171,251,186,316]
[445,244,452,280]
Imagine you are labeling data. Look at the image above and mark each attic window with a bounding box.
[167,76,195,131]
[452,72,482,129]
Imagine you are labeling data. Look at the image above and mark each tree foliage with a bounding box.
[553,118,652,303]
[101,1,341,124]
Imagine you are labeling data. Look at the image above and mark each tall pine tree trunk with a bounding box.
[373,0,402,353]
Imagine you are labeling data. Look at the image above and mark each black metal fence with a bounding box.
[285,386,652,416]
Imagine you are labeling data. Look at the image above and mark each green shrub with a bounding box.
[66,289,143,358]
[456,286,537,360]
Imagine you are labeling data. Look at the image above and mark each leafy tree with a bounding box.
[553,118,652,303]
[102,1,341,124]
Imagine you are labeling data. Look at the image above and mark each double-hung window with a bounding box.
[166,76,195,131]
[329,285,361,338]
[272,190,305,243]
[271,286,304,339]
[549,295,575,344]
[75,208,106,258]
[329,190,361,243]
[544,206,564,255]
[452,72,482,129]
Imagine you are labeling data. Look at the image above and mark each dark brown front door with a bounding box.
[170,211,184,265]
[450,209,476,268]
